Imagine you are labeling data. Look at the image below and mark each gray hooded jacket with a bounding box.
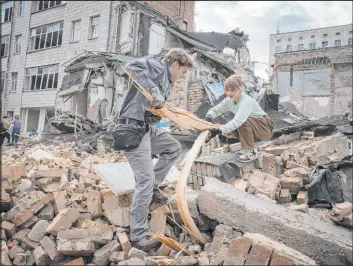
[120,58,172,123]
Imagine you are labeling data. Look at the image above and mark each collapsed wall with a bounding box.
[198,177,352,265]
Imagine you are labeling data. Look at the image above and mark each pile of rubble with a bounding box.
[1,137,332,266]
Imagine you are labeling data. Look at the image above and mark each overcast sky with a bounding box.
[194,1,353,80]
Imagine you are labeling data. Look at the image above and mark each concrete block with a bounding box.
[109,251,128,263]
[46,207,79,236]
[33,245,51,265]
[93,240,121,266]
[40,236,64,263]
[27,220,50,242]
[103,195,130,227]
[280,177,302,195]
[198,177,352,265]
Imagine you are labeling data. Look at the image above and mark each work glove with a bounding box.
[205,128,222,143]
[149,87,165,109]
[204,116,213,123]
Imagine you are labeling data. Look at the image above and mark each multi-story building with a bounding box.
[0,1,195,133]
[269,24,353,76]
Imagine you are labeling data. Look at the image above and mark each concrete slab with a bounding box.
[28,149,56,160]
[198,177,352,266]
[93,162,180,195]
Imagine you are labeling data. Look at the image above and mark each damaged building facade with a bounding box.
[1,0,199,133]
[272,45,353,119]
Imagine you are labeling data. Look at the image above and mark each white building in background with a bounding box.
[268,24,353,77]
[0,0,197,134]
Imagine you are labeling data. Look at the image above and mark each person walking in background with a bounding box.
[2,116,12,145]
[11,115,21,145]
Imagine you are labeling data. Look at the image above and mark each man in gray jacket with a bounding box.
[119,48,195,251]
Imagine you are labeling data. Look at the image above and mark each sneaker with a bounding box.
[152,188,168,205]
[237,149,258,163]
[132,235,161,251]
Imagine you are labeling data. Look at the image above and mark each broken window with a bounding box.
[1,1,13,23]
[277,39,281,43]
[29,21,63,51]
[18,0,24,16]
[31,1,66,13]
[309,43,316,50]
[286,45,292,52]
[335,40,341,47]
[297,44,304,50]
[11,72,18,92]
[349,38,353,45]
[1,35,10,57]
[7,111,14,118]
[288,38,292,41]
[311,35,315,39]
[0,71,6,93]
[25,64,59,91]
[275,46,281,53]
[89,15,100,39]
[71,20,81,42]
[15,34,22,54]
[322,41,328,48]
[335,32,340,36]
[323,33,328,37]
[299,37,303,40]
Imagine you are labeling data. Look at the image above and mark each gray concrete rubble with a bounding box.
[198,177,352,265]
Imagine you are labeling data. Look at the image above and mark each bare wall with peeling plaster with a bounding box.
[273,46,353,118]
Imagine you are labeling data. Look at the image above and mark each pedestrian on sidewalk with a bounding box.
[2,116,12,145]
[11,115,21,146]
[205,74,274,162]
[114,48,195,251]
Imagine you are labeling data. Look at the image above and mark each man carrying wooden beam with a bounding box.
[205,75,274,162]
[115,48,195,251]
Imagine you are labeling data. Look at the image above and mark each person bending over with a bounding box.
[205,75,274,162]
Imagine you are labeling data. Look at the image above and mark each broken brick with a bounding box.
[27,220,50,242]
[277,189,292,204]
[93,240,121,265]
[1,221,15,236]
[149,205,170,235]
[103,195,130,227]
[8,245,25,259]
[330,202,352,221]
[232,179,248,191]
[264,146,288,156]
[46,207,80,236]
[87,191,103,218]
[33,245,51,265]
[263,153,277,177]
[128,247,147,259]
[52,191,69,215]
[224,237,252,265]
[40,236,64,263]
[270,251,295,265]
[109,251,128,263]
[117,232,131,253]
[64,257,85,266]
[247,171,280,199]
[291,204,309,213]
[211,224,233,253]
[57,238,96,256]
[296,191,308,205]
[156,244,172,256]
[280,177,302,195]
[244,242,273,265]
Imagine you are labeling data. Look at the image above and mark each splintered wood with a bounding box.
[155,235,193,256]
[176,131,209,245]
[123,67,219,131]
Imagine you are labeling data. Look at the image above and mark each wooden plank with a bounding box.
[201,163,208,177]
[176,130,209,245]
[206,164,214,178]
[196,163,202,175]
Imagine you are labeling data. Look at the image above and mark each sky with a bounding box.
[194,1,353,80]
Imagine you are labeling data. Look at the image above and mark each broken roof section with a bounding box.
[187,31,243,51]
[58,52,135,98]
